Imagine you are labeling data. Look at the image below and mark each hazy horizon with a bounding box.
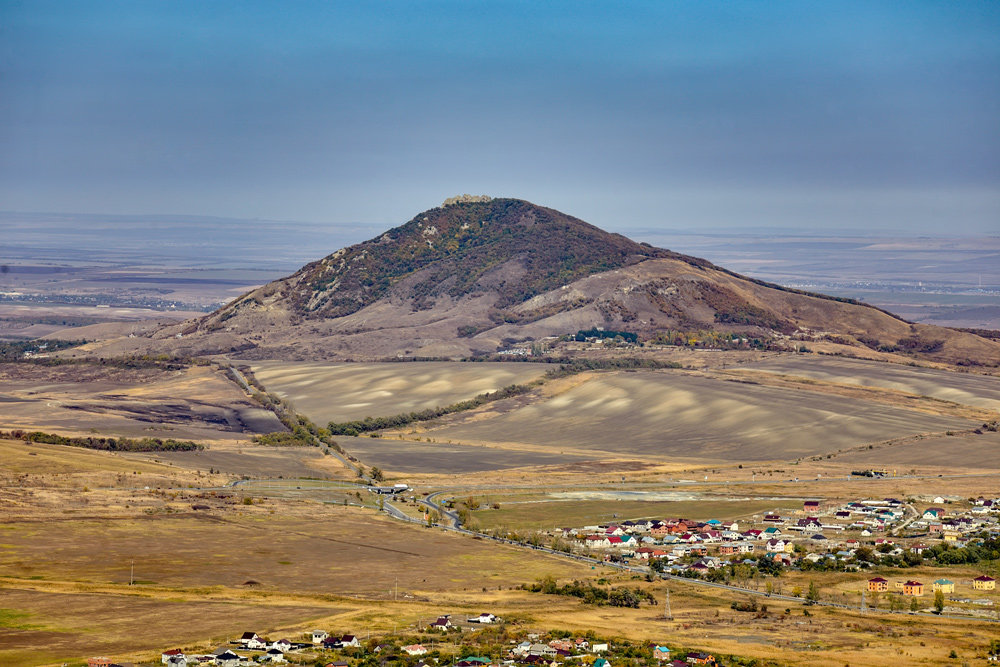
[2,2,998,235]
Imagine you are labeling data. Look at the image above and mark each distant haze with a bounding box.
[1,2,998,234]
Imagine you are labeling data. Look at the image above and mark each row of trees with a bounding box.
[2,429,202,452]
[526,576,657,608]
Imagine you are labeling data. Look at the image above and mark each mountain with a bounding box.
[75,196,1000,366]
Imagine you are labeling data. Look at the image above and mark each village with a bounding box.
[87,618,714,667]
[552,493,1000,610]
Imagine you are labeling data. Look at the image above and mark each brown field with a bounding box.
[0,589,336,667]
[120,442,347,479]
[0,362,283,441]
[740,355,1000,411]
[419,370,974,462]
[250,361,550,423]
[337,435,596,474]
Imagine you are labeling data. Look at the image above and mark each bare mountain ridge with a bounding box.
[75,198,1000,365]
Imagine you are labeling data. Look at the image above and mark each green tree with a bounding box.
[910,596,920,612]
[806,580,820,602]
[370,466,384,482]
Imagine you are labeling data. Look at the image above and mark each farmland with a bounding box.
[740,355,1000,411]
[416,370,974,462]
[250,361,550,423]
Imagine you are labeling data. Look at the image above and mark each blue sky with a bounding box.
[2,1,998,233]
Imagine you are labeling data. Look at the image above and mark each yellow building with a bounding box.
[931,579,954,593]
[903,580,924,596]
[973,575,996,591]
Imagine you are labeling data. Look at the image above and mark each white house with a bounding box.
[311,630,329,644]
[162,649,185,664]
[403,644,429,656]
[470,612,497,624]
[214,649,242,667]
[264,648,286,663]
[591,643,609,653]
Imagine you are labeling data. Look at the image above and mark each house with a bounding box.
[932,579,955,593]
[457,658,491,667]
[88,660,112,667]
[686,652,714,664]
[403,645,428,656]
[264,649,286,664]
[214,650,242,667]
[470,612,497,624]
[868,577,889,593]
[804,500,820,510]
[165,656,187,667]
[162,650,185,664]
[340,635,360,648]
[312,631,329,644]
[973,575,996,591]
[591,643,609,653]
[239,632,261,646]
[593,659,610,667]
[430,616,453,630]
[903,580,924,596]
[653,646,671,661]
[270,639,292,652]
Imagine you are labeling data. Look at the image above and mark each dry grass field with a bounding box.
[0,362,283,441]
[739,355,1000,411]
[250,361,550,423]
[418,370,974,462]
[0,589,337,667]
[120,442,348,478]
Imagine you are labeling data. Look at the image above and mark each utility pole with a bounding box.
[861,588,867,614]
[395,575,398,602]
[129,559,134,586]
[664,588,673,621]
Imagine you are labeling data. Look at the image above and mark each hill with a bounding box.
[71,196,1000,366]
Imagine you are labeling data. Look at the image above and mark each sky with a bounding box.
[2,1,999,234]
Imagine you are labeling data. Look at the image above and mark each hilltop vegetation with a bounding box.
[255,198,681,319]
